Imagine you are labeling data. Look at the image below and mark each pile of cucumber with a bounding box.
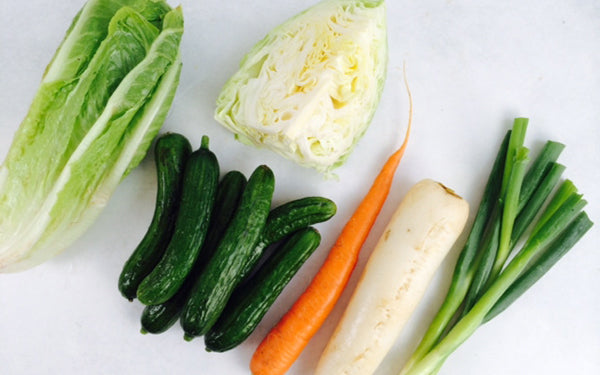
[118,133,337,352]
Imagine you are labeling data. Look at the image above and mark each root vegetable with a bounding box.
[316,179,469,375]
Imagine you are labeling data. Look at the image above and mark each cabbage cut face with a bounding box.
[215,0,387,174]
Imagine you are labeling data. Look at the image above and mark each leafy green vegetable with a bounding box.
[215,0,387,174]
[0,0,183,272]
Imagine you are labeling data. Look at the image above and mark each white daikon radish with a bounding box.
[315,178,469,375]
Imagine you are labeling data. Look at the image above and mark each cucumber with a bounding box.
[180,165,275,339]
[195,170,247,267]
[205,227,321,352]
[136,135,219,306]
[238,196,336,281]
[140,289,188,335]
[118,133,191,301]
[138,171,247,334]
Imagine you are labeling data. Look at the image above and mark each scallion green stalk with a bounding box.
[500,118,528,197]
[517,141,565,211]
[489,146,530,279]
[462,133,564,313]
[530,180,578,238]
[510,163,565,246]
[462,145,531,313]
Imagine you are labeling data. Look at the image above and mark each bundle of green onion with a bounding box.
[399,118,593,374]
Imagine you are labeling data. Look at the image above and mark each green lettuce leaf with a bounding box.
[0,0,183,272]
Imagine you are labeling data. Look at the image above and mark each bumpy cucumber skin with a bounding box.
[118,133,191,301]
[136,137,219,306]
[195,170,247,268]
[180,165,275,339]
[138,171,247,334]
[205,227,321,352]
[237,196,336,281]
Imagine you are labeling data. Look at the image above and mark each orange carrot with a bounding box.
[250,82,413,375]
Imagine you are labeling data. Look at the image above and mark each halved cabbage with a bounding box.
[215,0,387,174]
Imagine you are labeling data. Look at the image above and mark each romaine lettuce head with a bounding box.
[0,0,183,272]
[215,0,387,174]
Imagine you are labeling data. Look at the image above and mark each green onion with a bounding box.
[517,141,565,211]
[462,143,565,313]
[530,180,578,238]
[461,121,531,313]
[511,162,565,245]
[490,146,529,279]
[461,217,499,312]
[500,118,528,197]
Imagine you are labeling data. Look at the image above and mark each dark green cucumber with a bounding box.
[237,196,336,281]
[118,133,191,301]
[195,170,247,267]
[140,289,188,334]
[205,227,321,352]
[136,136,219,306]
[138,171,247,334]
[180,165,275,339]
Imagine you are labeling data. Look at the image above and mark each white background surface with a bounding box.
[1,0,599,374]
